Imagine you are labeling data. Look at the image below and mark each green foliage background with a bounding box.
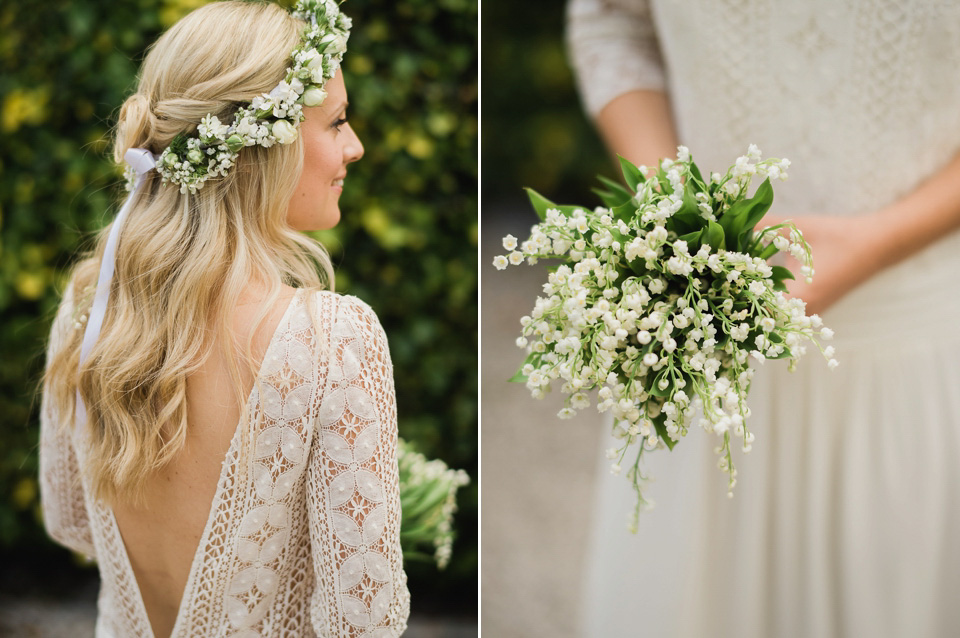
[481,0,608,210]
[0,0,476,613]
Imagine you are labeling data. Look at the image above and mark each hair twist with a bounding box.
[114,93,160,161]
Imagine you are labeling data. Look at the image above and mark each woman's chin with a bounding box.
[316,208,341,230]
[288,207,341,232]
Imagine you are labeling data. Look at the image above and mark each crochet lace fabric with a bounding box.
[40,288,410,637]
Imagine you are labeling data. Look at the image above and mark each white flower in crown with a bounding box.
[302,87,327,106]
[318,31,347,54]
[272,120,298,145]
[235,116,258,141]
[268,79,302,106]
[198,114,229,141]
[251,95,273,113]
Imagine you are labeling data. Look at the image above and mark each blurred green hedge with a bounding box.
[481,0,608,209]
[0,0,476,611]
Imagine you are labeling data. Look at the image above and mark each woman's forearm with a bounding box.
[869,150,960,272]
[595,89,679,175]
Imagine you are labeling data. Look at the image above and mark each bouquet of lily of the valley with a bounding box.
[494,146,836,530]
[397,439,470,569]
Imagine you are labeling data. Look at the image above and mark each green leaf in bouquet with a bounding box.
[400,484,429,509]
[688,160,707,192]
[507,353,539,383]
[770,264,795,292]
[402,481,453,519]
[612,199,639,223]
[593,174,635,208]
[626,257,647,277]
[766,331,784,343]
[713,332,730,350]
[612,271,632,290]
[610,228,632,251]
[524,188,583,221]
[651,413,678,450]
[666,181,707,236]
[766,346,793,360]
[718,178,774,251]
[592,188,623,209]
[402,524,442,544]
[702,220,726,251]
[647,367,673,398]
[654,163,673,195]
[508,368,528,383]
[718,203,747,250]
[746,326,765,349]
[668,210,702,237]
[525,188,557,221]
[736,178,774,247]
[678,229,703,251]
[771,265,795,282]
[618,155,645,192]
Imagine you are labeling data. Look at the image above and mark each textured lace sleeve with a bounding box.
[308,295,410,637]
[38,282,96,559]
[565,0,667,117]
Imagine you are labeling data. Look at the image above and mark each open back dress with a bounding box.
[40,286,410,637]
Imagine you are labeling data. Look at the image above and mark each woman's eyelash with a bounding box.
[333,117,348,131]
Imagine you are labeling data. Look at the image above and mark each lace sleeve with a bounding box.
[565,0,667,117]
[38,282,96,559]
[308,295,410,637]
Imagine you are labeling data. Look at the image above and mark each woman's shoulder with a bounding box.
[304,289,389,356]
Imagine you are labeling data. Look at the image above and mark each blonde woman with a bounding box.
[39,1,409,636]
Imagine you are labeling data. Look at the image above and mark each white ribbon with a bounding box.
[75,148,157,436]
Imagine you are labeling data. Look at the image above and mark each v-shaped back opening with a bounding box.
[108,288,304,638]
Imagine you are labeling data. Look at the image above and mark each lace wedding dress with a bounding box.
[40,287,410,637]
[567,1,960,636]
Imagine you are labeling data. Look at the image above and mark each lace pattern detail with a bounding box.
[39,289,410,637]
[308,296,409,637]
[90,500,155,638]
[39,283,97,560]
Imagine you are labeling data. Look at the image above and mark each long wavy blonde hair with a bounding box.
[44,0,334,505]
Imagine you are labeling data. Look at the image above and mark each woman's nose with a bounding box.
[344,122,364,163]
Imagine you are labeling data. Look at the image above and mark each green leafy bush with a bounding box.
[481,0,608,207]
[0,0,476,611]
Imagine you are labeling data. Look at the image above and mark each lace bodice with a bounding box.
[566,0,960,217]
[39,287,410,637]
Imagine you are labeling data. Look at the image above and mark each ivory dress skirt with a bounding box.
[580,233,960,638]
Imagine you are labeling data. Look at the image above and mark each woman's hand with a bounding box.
[762,151,960,316]
[762,214,889,316]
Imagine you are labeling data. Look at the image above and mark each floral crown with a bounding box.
[125,0,351,195]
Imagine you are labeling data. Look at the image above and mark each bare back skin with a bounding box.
[111,285,298,638]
